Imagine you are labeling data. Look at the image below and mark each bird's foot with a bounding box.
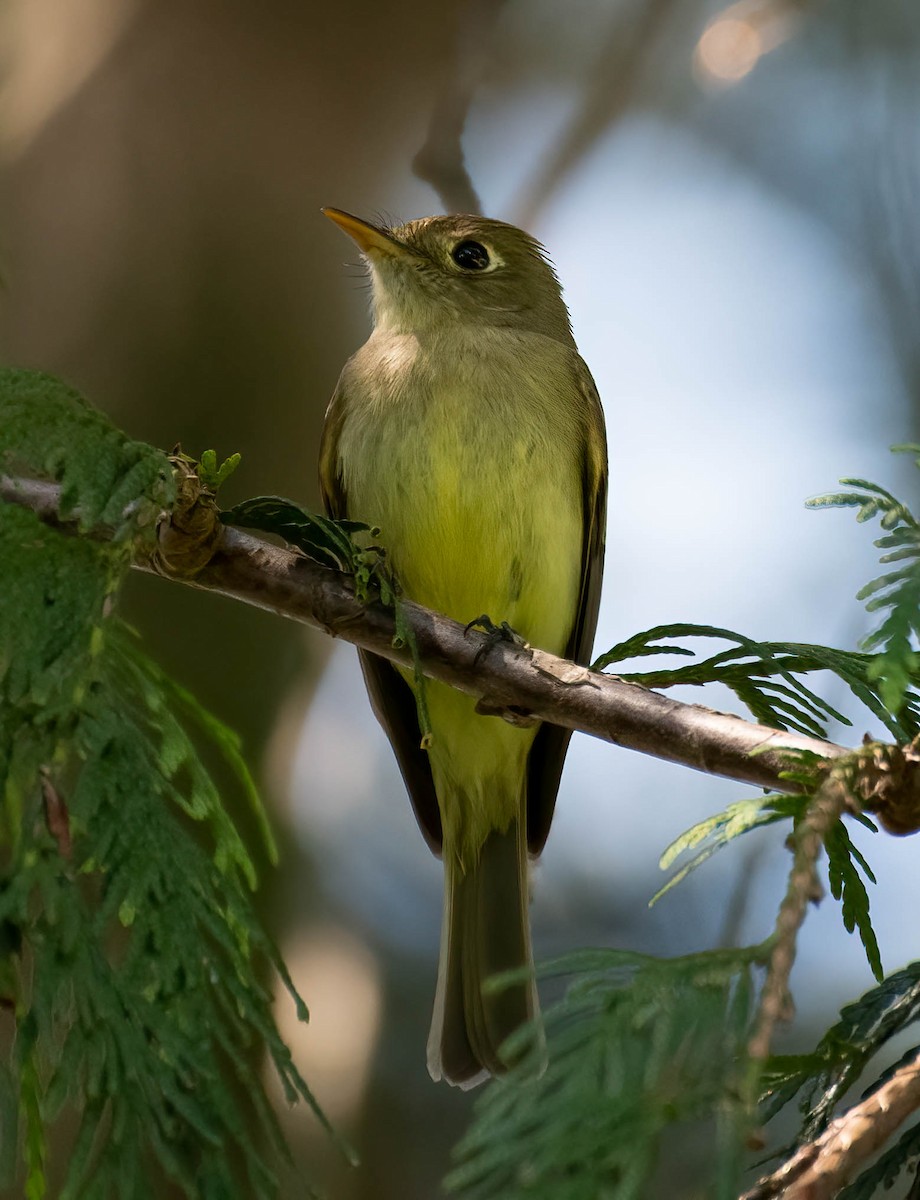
[464,615,529,666]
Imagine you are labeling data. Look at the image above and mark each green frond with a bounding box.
[0,370,328,1197]
[220,494,373,572]
[824,821,883,981]
[596,454,920,737]
[594,623,920,741]
[445,948,760,1199]
[650,794,800,906]
[107,627,278,870]
[761,971,920,1198]
[652,743,882,979]
[808,453,920,718]
[0,367,174,536]
[761,961,920,1137]
[197,449,242,492]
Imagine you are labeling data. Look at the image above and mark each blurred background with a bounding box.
[2,0,920,1195]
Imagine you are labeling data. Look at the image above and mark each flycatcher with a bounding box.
[320,208,607,1087]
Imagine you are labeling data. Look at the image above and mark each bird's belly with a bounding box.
[351,413,583,657]
[355,415,583,860]
[340,377,587,861]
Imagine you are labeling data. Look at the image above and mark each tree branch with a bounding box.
[513,0,681,228]
[740,1051,920,1200]
[2,473,851,796]
[412,0,507,214]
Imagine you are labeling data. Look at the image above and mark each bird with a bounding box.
[319,207,607,1087]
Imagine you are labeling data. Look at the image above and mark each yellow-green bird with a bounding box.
[319,208,607,1087]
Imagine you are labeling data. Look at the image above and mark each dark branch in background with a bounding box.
[514,0,681,228]
[412,0,507,214]
[2,474,849,795]
[741,1052,920,1200]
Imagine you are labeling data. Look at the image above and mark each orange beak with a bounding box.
[322,207,404,257]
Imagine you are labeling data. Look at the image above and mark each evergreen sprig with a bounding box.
[0,368,174,537]
[807,446,920,717]
[0,370,328,1198]
[825,817,883,981]
[445,948,759,1200]
[594,624,920,742]
[9,369,920,1199]
[220,495,378,579]
[653,750,882,981]
[761,962,920,1191]
[652,793,802,906]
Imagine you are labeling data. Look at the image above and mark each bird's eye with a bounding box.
[451,240,490,271]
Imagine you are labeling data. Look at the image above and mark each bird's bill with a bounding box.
[322,207,405,257]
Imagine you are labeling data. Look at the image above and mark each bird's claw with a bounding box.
[465,615,528,665]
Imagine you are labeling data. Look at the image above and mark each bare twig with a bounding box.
[747,776,850,1061]
[2,473,852,796]
[514,0,682,228]
[740,1051,920,1200]
[412,0,506,214]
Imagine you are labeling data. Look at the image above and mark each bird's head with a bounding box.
[323,208,574,346]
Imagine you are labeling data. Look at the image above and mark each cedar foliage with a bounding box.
[0,370,328,1199]
[5,369,920,1198]
[447,450,920,1197]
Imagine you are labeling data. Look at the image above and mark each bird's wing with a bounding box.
[525,358,608,855]
[319,379,444,854]
[317,378,349,521]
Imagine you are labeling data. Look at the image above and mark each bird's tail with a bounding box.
[427,814,541,1088]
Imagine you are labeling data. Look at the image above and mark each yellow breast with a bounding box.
[338,327,585,658]
[336,325,590,859]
